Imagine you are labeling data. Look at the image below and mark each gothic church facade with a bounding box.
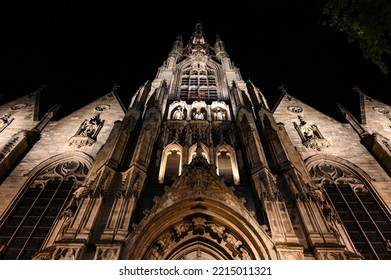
[0,23,390,260]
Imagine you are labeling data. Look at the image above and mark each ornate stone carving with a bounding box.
[208,223,225,238]
[33,160,89,183]
[95,247,121,260]
[10,103,27,110]
[31,246,56,260]
[53,247,84,260]
[0,112,13,132]
[69,114,104,148]
[174,222,192,236]
[0,135,19,160]
[309,162,363,187]
[146,215,252,260]
[293,115,329,150]
[212,107,227,120]
[287,106,303,114]
[192,217,207,229]
[172,105,186,120]
[157,232,173,250]
[372,106,389,114]
[95,104,110,112]
[225,232,242,250]
[192,108,206,120]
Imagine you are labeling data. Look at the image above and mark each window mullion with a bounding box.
[16,179,64,259]
[4,183,46,254]
[336,182,380,259]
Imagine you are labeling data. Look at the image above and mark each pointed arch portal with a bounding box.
[124,195,275,260]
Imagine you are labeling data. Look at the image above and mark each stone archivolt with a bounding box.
[123,154,275,260]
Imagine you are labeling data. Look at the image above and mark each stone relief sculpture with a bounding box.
[69,114,104,148]
[79,115,102,137]
[212,107,226,120]
[192,108,205,120]
[0,112,14,132]
[293,115,329,150]
[172,106,185,120]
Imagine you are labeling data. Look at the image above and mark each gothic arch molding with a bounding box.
[188,142,210,163]
[3,151,94,214]
[158,143,184,183]
[177,58,225,100]
[215,144,240,185]
[167,238,230,260]
[305,154,391,259]
[25,151,94,180]
[0,152,93,259]
[305,154,373,187]
[124,196,275,260]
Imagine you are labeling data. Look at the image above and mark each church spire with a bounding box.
[191,21,207,45]
[182,21,214,57]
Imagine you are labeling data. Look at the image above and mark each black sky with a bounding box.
[1,1,390,121]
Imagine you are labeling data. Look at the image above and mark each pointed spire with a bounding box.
[191,21,206,45]
[353,85,368,124]
[112,83,120,94]
[337,103,349,116]
[214,34,230,62]
[33,103,61,132]
[278,85,288,96]
[182,21,214,57]
[169,35,183,56]
[337,103,368,138]
[215,34,226,52]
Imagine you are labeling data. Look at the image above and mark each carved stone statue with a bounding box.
[214,107,226,120]
[0,113,13,131]
[80,115,101,137]
[69,114,104,147]
[298,116,318,139]
[293,115,330,150]
[172,106,184,120]
[193,109,204,120]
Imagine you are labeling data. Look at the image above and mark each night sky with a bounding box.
[1,1,390,121]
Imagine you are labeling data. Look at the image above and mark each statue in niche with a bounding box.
[293,115,329,150]
[192,108,205,120]
[172,106,184,120]
[80,114,102,137]
[298,116,319,139]
[0,113,13,131]
[69,114,104,147]
[213,107,226,120]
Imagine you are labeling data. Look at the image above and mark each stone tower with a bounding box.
[0,22,390,260]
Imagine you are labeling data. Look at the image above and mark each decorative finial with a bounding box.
[279,84,288,95]
[196,139,204,158]
[112,83,120,94]
[337,103,349,116]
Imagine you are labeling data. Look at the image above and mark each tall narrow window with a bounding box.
[179,63,218,100]
[164,150,181,182]
[309,161,391,259]
[158,145,183,184]
[216,146,240,185]
[217,151,234,184]
[0,160,88,260]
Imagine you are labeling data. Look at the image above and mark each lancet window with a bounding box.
[179,63,217,100]
[0,160,89,259]
[309,161,391,259]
